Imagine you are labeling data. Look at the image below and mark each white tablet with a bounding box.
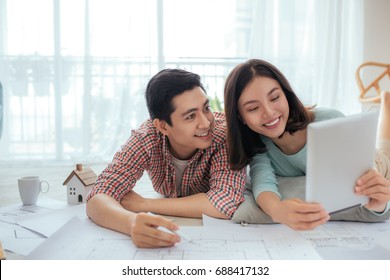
[306,111,378,213]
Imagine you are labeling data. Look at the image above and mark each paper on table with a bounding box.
[202,214,237,227]
[204,214,390,260]
[299,221,390,259]
[15,203,87,237]
[0,221,45,256]
[28,216,136,260]
[28,216,322,260]
[0,197,67,224]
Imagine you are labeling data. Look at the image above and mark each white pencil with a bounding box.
[148,212,191,242]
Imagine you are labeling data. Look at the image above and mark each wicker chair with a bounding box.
[356,61,390,103]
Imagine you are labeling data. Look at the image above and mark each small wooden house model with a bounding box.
[63,164,97,204]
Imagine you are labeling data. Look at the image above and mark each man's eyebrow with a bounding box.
[181,99,210,117]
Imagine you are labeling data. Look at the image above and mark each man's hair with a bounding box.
[224,59,312,170]
[145,69,206,125]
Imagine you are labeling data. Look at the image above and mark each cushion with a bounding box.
[232,176,390,224]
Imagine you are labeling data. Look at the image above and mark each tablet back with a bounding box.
[306,112,378,213]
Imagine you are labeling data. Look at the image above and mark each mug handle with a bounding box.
[40,180,50,193]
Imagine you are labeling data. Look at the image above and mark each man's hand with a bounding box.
[355,169,390,213]
[87,194,179,248]
[129,212,181,248]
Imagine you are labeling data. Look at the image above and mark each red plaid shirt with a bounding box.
[87,112,246,218]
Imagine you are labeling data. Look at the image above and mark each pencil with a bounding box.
[0,240,6,260]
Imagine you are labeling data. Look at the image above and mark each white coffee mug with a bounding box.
[18,176,50,205]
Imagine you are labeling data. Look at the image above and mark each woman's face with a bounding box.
[237,76,289,140]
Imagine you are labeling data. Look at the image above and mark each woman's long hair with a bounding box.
[224,59,313,170]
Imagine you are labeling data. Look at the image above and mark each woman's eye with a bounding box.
[247,107,258,112]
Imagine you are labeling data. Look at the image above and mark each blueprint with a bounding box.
[27,217,321,260]
[299,221,390,259]
[203,215,390,260]
[2,203,389,260]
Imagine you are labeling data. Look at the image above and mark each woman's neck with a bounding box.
[271,128,307,155]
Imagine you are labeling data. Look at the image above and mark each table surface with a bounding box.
[0,162,200,222]
[3,162,389,261]
[0,162,202,260]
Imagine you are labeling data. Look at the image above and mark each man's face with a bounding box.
[158,87,214,160]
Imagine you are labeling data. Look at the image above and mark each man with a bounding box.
[86,69,246,248]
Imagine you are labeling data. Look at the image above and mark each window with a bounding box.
[0,0,363,162]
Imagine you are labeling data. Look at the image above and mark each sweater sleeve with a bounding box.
[249,152,280,201]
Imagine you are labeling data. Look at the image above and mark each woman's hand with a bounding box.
[269,198,330,230]
[258,192,329,230]
[355,169,390,213]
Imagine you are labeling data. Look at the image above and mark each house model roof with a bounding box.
[63,164,98,187]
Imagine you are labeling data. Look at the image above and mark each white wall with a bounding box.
[364,0,390,62]
[361,0,390,109]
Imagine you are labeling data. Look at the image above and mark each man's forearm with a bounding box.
[122,193,228,219]
[86,194,136,235]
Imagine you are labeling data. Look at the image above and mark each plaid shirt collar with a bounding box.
[161,133,205,165]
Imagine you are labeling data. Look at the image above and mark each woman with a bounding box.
[224,59,390,230]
